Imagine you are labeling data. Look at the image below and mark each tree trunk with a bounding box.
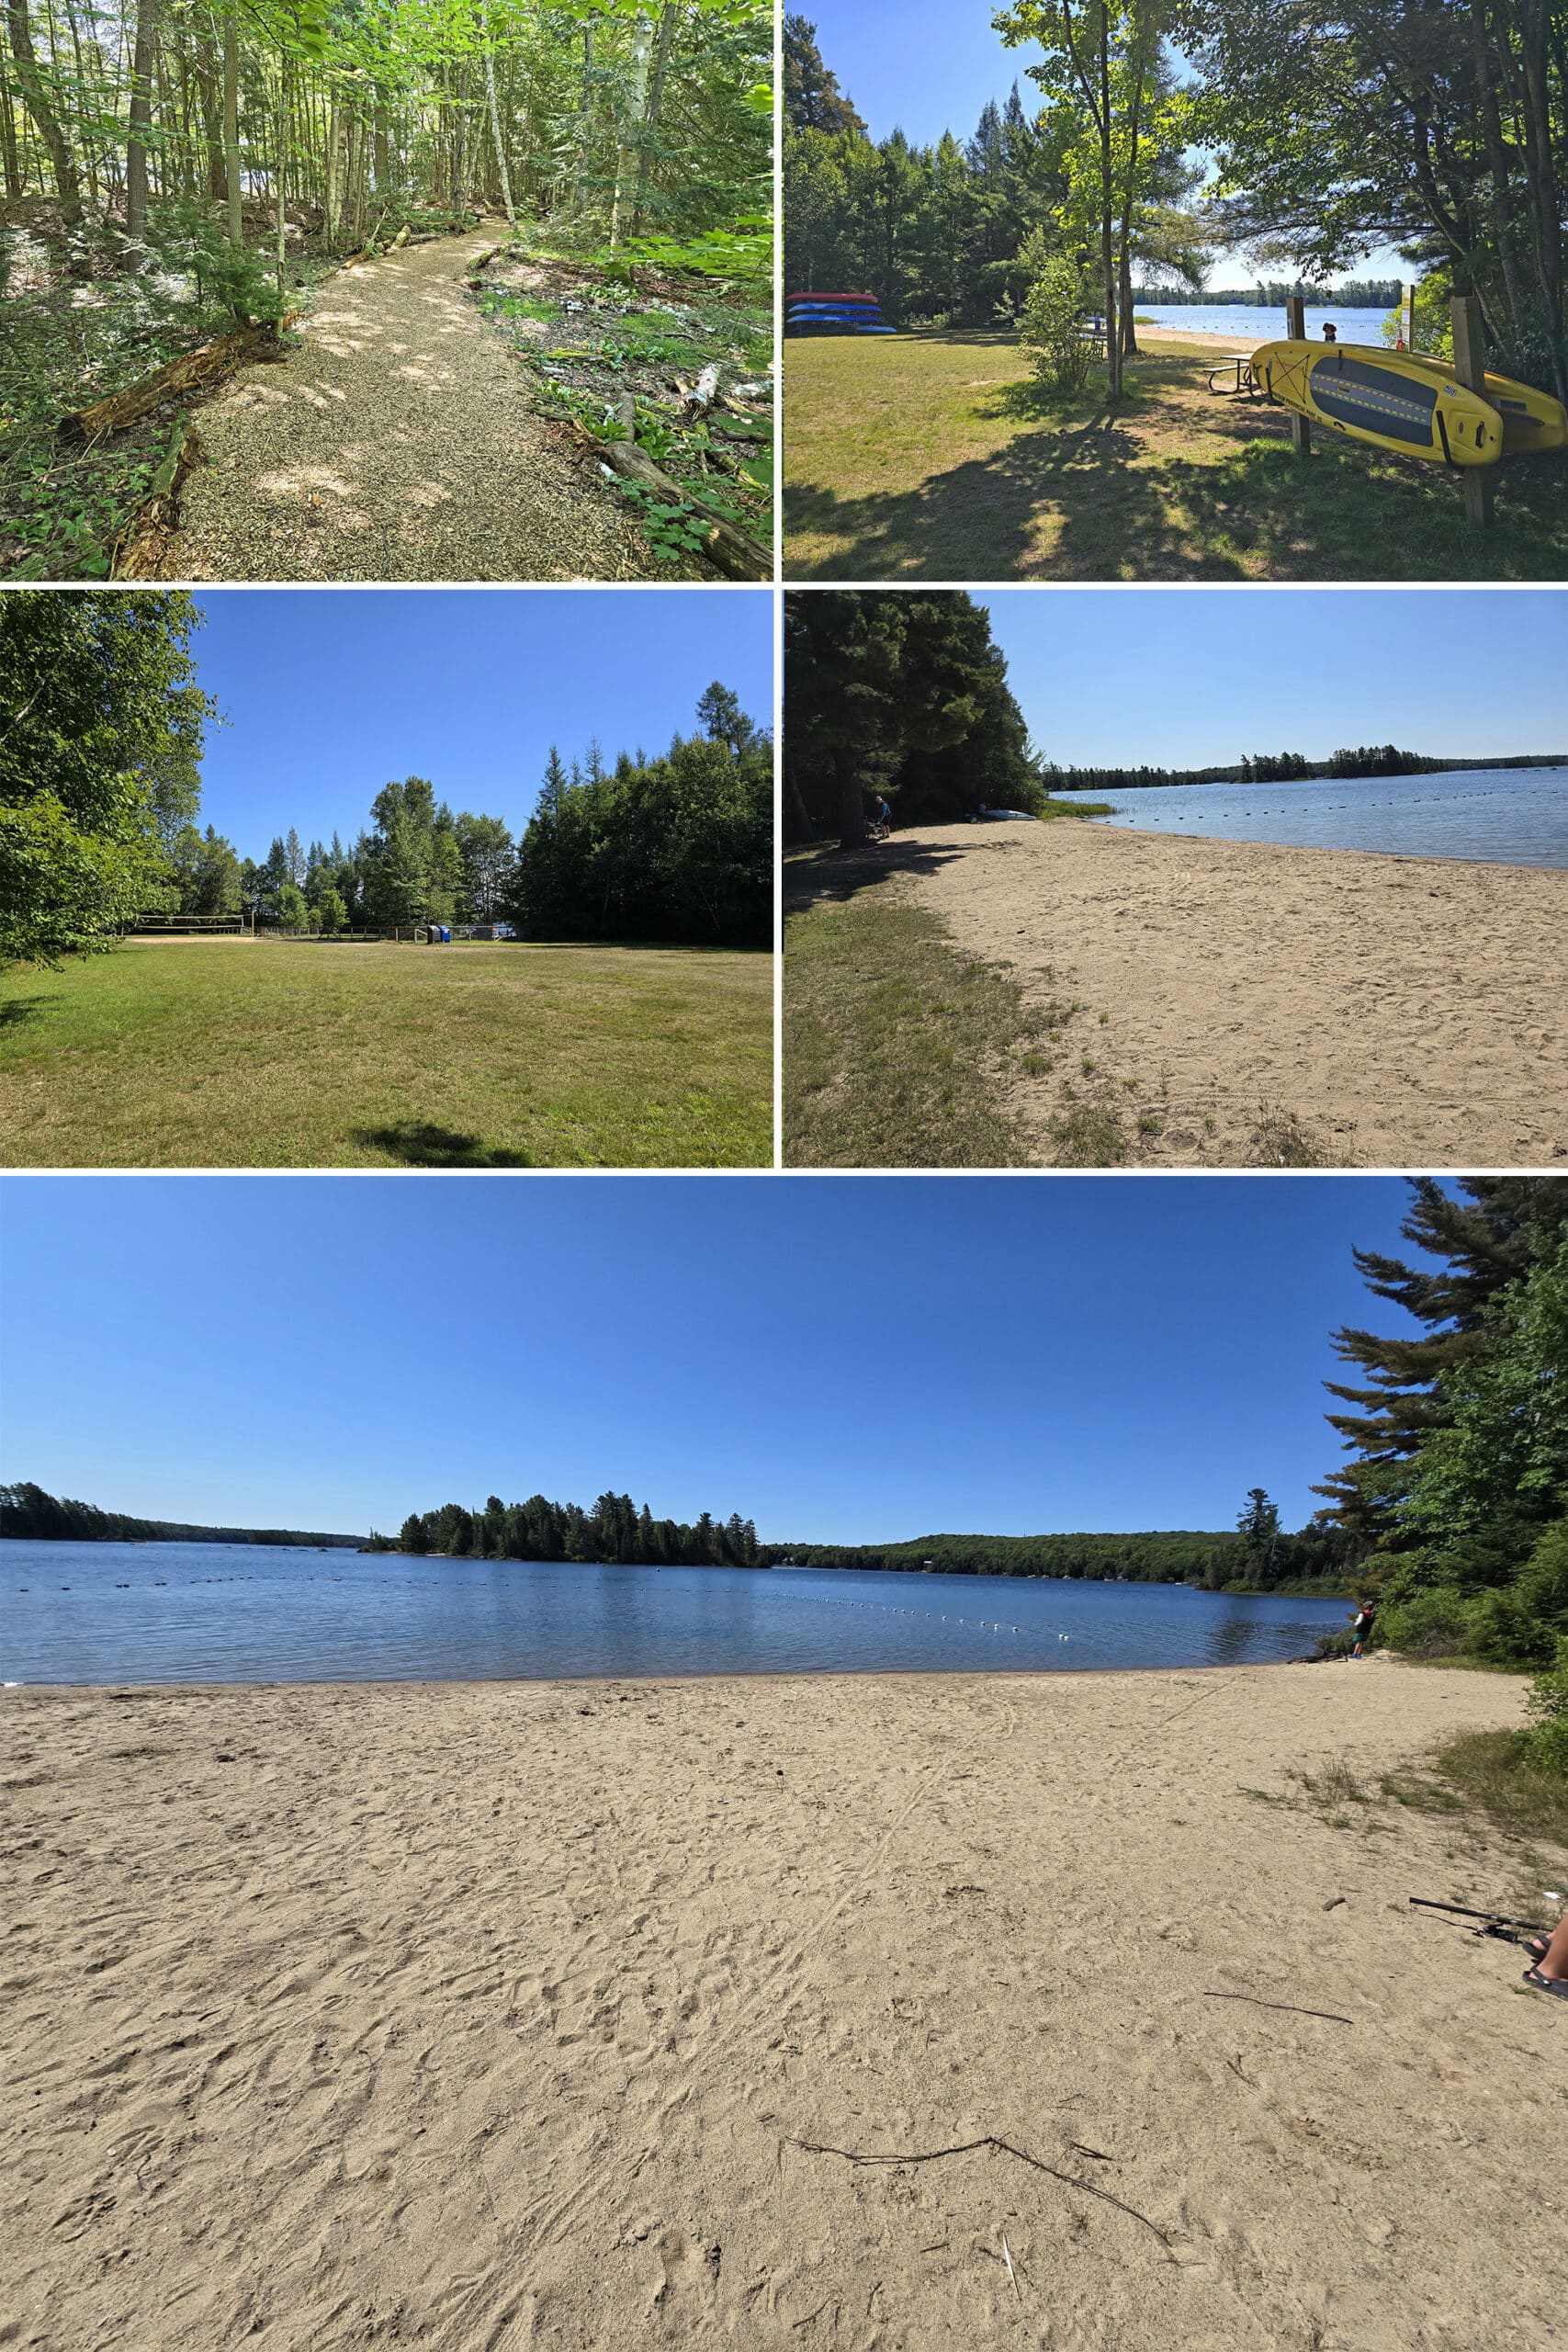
[1099,7,1119,397]
[274,51,288,292]
[1471,0,1529,340]
[480,8,514,229]
[126,0,156,251]
[575,22,593,216]
[222,11,243,245]
[609,12,653,246]
[631,0,678,235]
[6,0,82,217]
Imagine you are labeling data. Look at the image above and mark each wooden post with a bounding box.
[1451,295,1495,529]
[1284,292,1311,456]
[1401,284,1415,350]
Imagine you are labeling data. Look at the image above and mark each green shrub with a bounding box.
[1020,256,1096,394]
[1526,1634,1568,1778]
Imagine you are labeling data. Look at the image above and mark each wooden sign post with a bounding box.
[1401,284,1416,349]
[1284,293,1311,455]
[1450,295,1495,529]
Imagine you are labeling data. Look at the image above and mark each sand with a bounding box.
[2,1661,1562,2352]
[893,820,1568,1168]
[162,231,649,582]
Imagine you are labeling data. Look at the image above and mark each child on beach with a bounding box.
[1349,1601,1375,1657]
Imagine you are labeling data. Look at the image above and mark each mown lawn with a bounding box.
[783,329,1568,580]
[0,939,773,1168]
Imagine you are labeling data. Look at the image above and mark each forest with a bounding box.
[760,1511,1354,1593]
[389,1489,761,1566]
[784,6,1568,401]
[1,0,772,573]
[1314,1177,1566,1690]
[0,591,772,961]
[0,1482,356,1544]
[1043,747,1454,791]
[783,588,1044,843]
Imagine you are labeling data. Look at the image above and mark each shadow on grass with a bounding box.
[0,997,50,1032]
[355,1121,534,1168]
[787,377,1568,581]
[784,838,972,912]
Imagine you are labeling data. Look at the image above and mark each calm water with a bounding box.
[0,1542,1348,1684]
[1137,303,1396,343]
[1055,766,1568,867]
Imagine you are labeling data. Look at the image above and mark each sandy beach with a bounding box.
[891,820,1568,1166]
[2,1661,1561,2350]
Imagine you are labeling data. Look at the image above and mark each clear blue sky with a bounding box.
[802,3,1406,283]
[978,589,1568,769]
[187,590,773,859]
[3,1175,1433,1542]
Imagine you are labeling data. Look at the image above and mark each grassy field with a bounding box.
[783,329,1568,580]
[0,939,773,1168]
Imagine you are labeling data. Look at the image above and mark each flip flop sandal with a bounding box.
[1522,1967,1568,1998]
[1527,1936,1550,1960]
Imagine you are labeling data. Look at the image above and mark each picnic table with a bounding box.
[1208,352,1264,398]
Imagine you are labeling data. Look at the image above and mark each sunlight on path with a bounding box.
[164,231,649,582]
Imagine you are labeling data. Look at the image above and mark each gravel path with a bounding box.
[164,230,651,581]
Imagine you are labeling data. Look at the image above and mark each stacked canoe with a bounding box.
[784,293,895,337]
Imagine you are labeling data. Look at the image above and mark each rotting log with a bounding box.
[110,419,201,577]
[61,318,295,441]
[595,437,771,580]
[464,243,502,282]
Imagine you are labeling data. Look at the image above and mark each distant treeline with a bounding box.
[1045,750,1565,792]
[760,1516,1355,1594]
[0,1483,359,1547]
[388,1490,761,1567]
[175,684,772,949]
[1129,282,1405,309]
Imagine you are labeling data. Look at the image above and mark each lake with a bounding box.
[1054,766,1568,867]
[0,1542,1348,1684]
[1135,303,1399,343]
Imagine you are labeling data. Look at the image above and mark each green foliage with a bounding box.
[599,222,772,287]
[0,590,210,963]
[783,588,1045,841]
[1020,254,1096,392]
[399,1489,760,1568]
[1,1482,355,1547]
[1526,1636,1568,1779]
[505,688,771,947]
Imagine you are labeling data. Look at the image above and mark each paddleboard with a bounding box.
[1398,353,1567,453]
[1250,340,1502,467]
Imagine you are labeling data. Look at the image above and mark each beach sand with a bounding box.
[2,1662,1561,2351]
[896,820,1568,1166]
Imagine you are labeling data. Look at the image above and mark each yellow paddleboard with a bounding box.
[1250,340,1502,467]
[1398,353,1567,453]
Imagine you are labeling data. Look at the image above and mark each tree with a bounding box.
[784,15,866,135]
[0,590,211,963]
[454,813,514,922]
[1235,1487,1280,1581]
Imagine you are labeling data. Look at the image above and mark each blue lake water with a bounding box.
[1055,766,1568,867]
[1136,304,1400,343]
[0,1542,1348,1684]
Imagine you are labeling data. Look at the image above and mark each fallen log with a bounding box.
[61,319,294,441]
[109,419,200,578]
[596,437,771,581]
[464,243,503,281]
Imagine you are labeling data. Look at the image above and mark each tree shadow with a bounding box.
[785,838,972,911]
[786,369,1568,581]
[355,1121,534,1168]
[0,996,49,1032]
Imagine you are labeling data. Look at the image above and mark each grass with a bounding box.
[1242,1719,1567,1860]
[782,328,1568,580]
[0,938,772,1168]
[784,888,1032,1168]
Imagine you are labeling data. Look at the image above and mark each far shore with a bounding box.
[3,1662,1557,2350]
[889,818,1567,1167]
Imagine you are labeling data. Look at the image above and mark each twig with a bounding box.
[1201,1993,1353,2025]
[1001,2233,1021,2301]
[785,2134,1171,2246]
[1070,2143,1113,2163]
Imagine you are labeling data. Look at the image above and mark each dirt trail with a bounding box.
[162,229,649,581]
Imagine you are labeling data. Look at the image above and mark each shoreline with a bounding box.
[4,1664,1557,2350]
[893,818,1568,1167]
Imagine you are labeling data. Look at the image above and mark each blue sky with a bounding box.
[3,1175,1430,1542]
[186,590,773,860]
[804,2,1407,283]
[979,589,1568,769]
